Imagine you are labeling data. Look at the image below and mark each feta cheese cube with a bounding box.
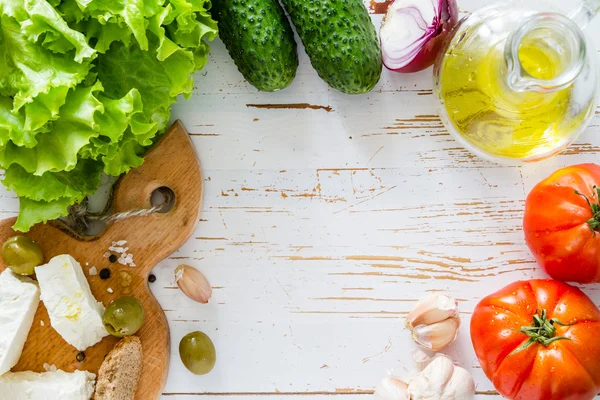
[0,270,40,376]
[0,369,95,400]
[35,255,107,351]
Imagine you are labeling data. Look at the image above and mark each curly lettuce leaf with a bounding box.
[0,97,33,148]
[0,81,104,175]
[102,131,146,176]
[3,158,103,202]
[0,12,93,118]
[9,158,103,232]
[74,0,167,51]
[13,197,75,232]
[22,0,96,61]
[97,38,185,132]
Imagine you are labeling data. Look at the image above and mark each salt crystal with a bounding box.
[103,252,111,258]
[107,288,113,294]
[89,267,97,276]
[85,262,89,266]
[43,363,57,372]
[109,245,126,253]
[40,321,44,327]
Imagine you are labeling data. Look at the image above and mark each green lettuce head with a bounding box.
[0,0,217,231]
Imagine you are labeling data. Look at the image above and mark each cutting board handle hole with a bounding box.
[151,186,176,213]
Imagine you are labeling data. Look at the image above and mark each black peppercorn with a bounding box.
[108,254,118,263]
[76,352,86,362]
[99,268,111,280]
[148,274,156,283]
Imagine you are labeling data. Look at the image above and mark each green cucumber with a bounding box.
[280,0,382,94]
[211,0,299,91]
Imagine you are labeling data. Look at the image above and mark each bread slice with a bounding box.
[94,336,143,400]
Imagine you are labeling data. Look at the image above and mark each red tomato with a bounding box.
[524,164,600,283]
[471,279,600,400]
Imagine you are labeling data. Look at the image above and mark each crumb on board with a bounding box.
[107,288,114,294]
[40,320,44,327]
[89,266,97,276]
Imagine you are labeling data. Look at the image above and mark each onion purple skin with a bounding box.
[381,0,459,73]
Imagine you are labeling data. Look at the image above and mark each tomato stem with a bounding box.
[511,309,572,355]
[575,187,600,232]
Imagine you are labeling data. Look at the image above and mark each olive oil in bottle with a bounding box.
[434,5,598,162]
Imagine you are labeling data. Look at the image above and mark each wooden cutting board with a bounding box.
[0,121,202,399]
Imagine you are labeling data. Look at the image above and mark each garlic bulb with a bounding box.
[374,355,475,400]
[175,265,212,304]
[406,294,460,351]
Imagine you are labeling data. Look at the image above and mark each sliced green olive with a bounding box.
[179,331,216,375]
[102,296,144,337]
[1,236,44,275]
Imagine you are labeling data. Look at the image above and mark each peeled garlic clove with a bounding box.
[175,265,212,304]
[411,316,460,351]
[374,375,409,400]
[406,294,459,329]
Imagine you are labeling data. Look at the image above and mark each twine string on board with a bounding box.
[64,188,174,234]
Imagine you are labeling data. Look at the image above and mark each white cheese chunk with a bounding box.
[0,369,95,400]
[35,255,107,351]
[0,270,40,376]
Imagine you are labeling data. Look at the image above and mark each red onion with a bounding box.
[380,0,459,73]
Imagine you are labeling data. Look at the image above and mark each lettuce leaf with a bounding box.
[14,197,78,232]
[0,0,217,231]
[3,158,103,202]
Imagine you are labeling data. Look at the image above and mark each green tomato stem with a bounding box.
[511,309,572,355]
[575,187,600,232]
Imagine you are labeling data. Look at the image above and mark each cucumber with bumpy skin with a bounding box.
[211,0,298,91]
[280,0,382,94]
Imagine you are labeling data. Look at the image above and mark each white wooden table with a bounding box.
[2,0,600,398]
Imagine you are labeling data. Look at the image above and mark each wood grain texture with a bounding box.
[0,122,202,400]
[1,0,600,398]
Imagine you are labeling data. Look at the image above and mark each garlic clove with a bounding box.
[407,355,475,400]
[410,349,432,372]
[443,365,476,400]
[174,264,212,304]
[411,316,460,351]
[374,375,409,400]
[406,294,459,330]
[408,355,455,400]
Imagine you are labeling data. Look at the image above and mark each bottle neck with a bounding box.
[504,13,586,93]
[569,0,600,30]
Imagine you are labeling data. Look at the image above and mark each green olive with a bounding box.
[102,296,144,337]
[179,331,216,375]
[1,236,44,275]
